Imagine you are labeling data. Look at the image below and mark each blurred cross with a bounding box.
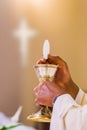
[13,19,37,67]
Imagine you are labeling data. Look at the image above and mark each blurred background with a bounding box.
[0,0,87,130]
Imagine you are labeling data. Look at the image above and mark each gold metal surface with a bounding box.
[27,64,58,122]
[27,106,51,122]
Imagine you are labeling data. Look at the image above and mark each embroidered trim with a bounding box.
[81,93,86,105]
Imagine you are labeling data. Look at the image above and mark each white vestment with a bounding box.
[0,112,36,130]
[50,89,87,130]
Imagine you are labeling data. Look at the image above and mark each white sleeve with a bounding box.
[50,94,87,130]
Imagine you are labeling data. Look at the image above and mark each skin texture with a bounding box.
[34,55,79,107]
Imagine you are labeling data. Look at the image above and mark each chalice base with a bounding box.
[27,107,51,122]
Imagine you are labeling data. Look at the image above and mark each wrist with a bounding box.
[66,80,79,99]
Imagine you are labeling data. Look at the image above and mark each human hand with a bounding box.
[34,81,67,107]
[37,55,72,86]
[34,55,79,106]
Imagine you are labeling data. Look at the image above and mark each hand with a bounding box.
[34,81,67,107]
[37,55,72,86]
[34,55,79,107]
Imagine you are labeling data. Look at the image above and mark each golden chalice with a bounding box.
[27,64,58,122]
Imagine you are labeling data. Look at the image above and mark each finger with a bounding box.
[33,82,45,95]
[36,57,47,64]
[35,98,46,106]
[34,95,45,106]
[47,54,65,67]
[34,86,39,93]
[34,98,40,106]
[34,87,39,96]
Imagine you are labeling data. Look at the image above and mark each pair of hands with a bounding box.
[34,55,79,107]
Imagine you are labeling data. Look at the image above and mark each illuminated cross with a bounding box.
[13,19,37,67]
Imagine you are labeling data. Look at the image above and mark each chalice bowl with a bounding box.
[27,63,58,122]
